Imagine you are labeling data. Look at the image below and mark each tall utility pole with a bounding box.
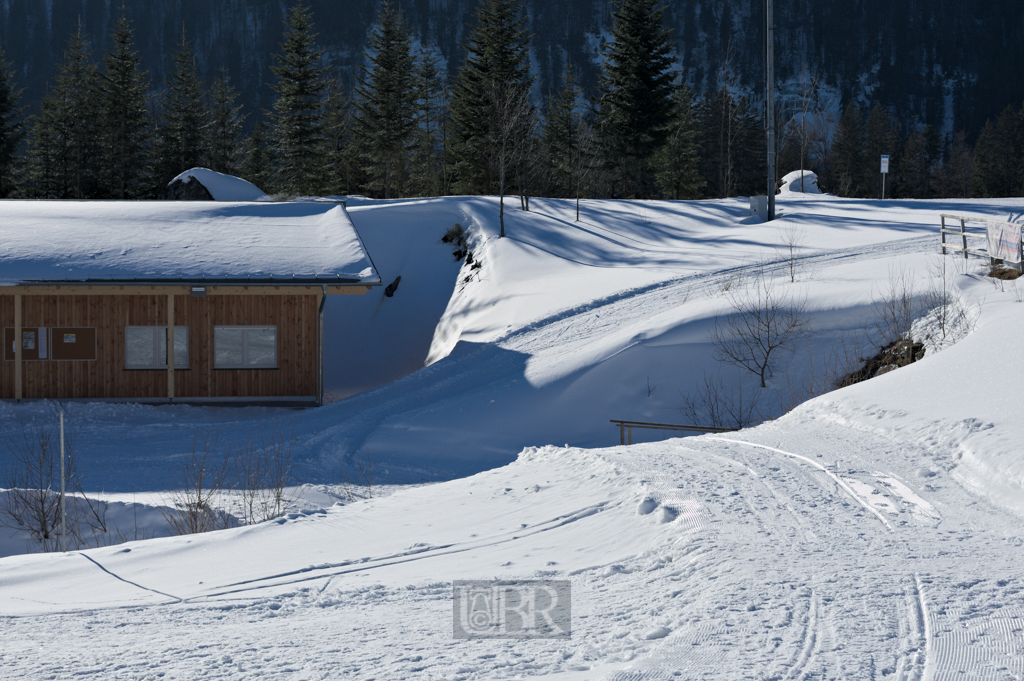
[766,0,776,220]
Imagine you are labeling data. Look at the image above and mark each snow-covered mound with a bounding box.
[167,167,270,201]
[779,169,822,193]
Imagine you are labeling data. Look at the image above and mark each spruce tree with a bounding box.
[449,0,533,195]
[408,51,447,197]
[354,2,417,199]
[972,104,1024,198]
[321,85,358,195]
[596,0,676,198]
[243,119,274,194]
[269,2,327,196]
[935,131,974,199]
[653,82,703,200]
[900,126,941,199]
[0,43,26,198]
[206,69,247,176]
[830,102,865,197]
[97,11,153,199]
[25,25,102,199]
[155,30,208,188]
[543,61,584,197]
[862,103,899,198]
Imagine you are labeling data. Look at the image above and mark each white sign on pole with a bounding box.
[880,155,890,174]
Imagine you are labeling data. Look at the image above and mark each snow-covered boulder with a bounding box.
[160,167,271,201]
[779,169,821,194]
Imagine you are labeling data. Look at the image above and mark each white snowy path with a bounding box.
[2,415,1021,680]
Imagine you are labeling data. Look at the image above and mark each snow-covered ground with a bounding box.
[2,193,1024,679]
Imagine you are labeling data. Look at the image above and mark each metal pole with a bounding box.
[882,172,886,200]
[941,216,946,255]
[60,410,66,553]
[766,0,776,221]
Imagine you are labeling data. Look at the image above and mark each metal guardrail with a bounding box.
[610,419,735,445]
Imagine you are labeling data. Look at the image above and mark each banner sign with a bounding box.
[987,220,1022,263]
[880,155,889,173]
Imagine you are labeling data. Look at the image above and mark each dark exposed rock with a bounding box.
[159,178,214,201]
[837,339,925,388]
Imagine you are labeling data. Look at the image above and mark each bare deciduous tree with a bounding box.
[1,415,108,551]
[489,80,531,238]
[710,271,809,388]
[680,370,762,430]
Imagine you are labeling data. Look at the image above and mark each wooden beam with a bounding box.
[167,293,175,401]
[13,294,21,400]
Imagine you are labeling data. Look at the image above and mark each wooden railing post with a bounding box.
[167,293,175,401]
[940,216,946,255]
[961,219,968,260]
[14,294,22,401]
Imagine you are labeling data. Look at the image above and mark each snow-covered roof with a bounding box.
[0,200,380,286]
[169,168,271,201]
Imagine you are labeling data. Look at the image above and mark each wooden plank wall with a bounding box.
[0,294,318,400]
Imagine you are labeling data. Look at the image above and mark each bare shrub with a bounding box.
[680,371,762,430]
[160,431,233,535]
[234,427,295,525]
[710,270,809,388]
[873,266,918,345]
[339,449,374,501]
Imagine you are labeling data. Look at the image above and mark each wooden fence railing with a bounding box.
[939,213,991,260]
[939,213,1023,269]
[610,419,735,445]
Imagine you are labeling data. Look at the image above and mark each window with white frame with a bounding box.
[214,326,277,369]
[125,326,189,369]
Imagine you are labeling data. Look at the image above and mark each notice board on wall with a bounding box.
[51,327,97,360]
[3,327,48,361]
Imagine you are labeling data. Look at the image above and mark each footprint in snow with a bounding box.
[637,498,658,515]
[643,626,671,640]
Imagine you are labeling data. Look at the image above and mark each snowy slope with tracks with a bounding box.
[2,194,1024,679]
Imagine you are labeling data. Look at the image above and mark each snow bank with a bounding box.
[168,167,270,201]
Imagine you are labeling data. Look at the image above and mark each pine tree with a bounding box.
[408,51,447,197]
[449,0,533,195]
[830,102,865,197]
[900,125,941,199]
[543,61,584,197]
[269,2,327,196]
[206,68,247,176]
[97,11,153,199]
[935,131,973,199]
[25,25,102,199]
[243,119,274,194]
[155,30,208,188]
[354,2,417,199]
[653,82,703,200]
[596,0,676,198]
[862,103,899,198]
[0,43,26,198]
[321,85,358,195]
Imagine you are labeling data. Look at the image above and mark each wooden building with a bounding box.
[0,200,380,406]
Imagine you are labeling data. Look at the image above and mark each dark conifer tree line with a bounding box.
[0,0,1021,202]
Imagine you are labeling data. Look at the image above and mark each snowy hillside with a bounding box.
[2,193,1024,679]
